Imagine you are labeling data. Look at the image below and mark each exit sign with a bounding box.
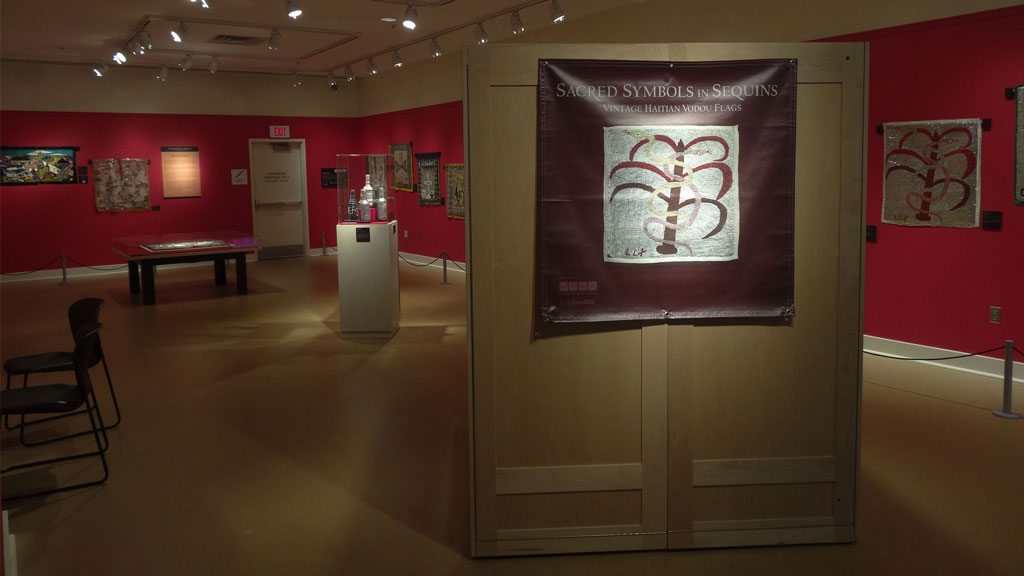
[270,125,290,138]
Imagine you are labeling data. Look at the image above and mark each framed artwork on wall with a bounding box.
[1,146,78,185]
[93,158,151,212]
[882,119,981,227]
[389,142,413,191]
[416,152,442,205]
[445,163,465,219]
[366,154,388,192]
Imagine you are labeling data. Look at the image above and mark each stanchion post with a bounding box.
[322,230,327,256]
[61,252,67,285]
[441,250,450,286]
[993,339,1021,419]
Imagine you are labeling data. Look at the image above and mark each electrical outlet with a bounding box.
[403,230,408,238]
[989,306,1001,324]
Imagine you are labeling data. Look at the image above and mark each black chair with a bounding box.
[1,322,110,500]
[3,297,121,447]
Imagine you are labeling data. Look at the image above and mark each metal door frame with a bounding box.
[248,138,309,258]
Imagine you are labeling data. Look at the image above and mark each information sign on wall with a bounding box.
[161,146,201,198]
[535,58,797,335]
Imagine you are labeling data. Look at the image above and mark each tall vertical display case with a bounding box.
[336,154,399,339]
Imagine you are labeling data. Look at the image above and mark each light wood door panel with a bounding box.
[468,42,865,556]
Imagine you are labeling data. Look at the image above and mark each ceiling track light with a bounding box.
[130,37,145,55]
[180,54,193,71]
[138,29,153,50]
[392,50,404,68]
[200,0,211,7]
[171,21,188,43]
[550,0,565,23]
[156,66,168,82]
[112,51,127,64]
[402,6,417,30]
[476,22,489,44]
[367,58,378,75]
[286,0,303,19]
[430,38,442,58]
[291,73,303,87]
[268,29,282,51]
[511,10,525,35]
[93,64,109,77]
[208,56,220,73]
[327,72,338,89]
[343,65,355,82]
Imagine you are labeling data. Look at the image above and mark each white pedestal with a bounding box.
[337,221,400,338]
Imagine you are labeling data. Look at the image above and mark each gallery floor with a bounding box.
[1,256,1021,576]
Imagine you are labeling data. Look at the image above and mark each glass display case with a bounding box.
[336,153,395,223]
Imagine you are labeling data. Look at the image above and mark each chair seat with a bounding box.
[1,384,84,415]
[4,351,74,376]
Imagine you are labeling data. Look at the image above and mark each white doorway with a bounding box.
[249,139,308,259]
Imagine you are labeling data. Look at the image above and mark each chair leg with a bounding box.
[99,355,122,429]
[1,396,110,501]
[3,373,13,430]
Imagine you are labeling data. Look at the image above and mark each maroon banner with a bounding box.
[536,58,797,337]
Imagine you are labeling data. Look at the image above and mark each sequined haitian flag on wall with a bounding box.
[882,119,981,227]
[536,59,797,336]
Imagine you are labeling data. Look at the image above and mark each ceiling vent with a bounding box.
[209,34,265,46]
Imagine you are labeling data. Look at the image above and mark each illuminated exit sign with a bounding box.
[270,125,290,138]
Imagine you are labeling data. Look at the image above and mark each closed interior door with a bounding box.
[250,140,307,259]
[467,41,865,556]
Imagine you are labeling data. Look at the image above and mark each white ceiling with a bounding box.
[0,0,639,79]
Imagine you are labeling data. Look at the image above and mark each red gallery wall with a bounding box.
[355,101,465,262]
[0,100,465,274]
[825,6,1024,356]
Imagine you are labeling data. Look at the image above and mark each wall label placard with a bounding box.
[160,146,201,198]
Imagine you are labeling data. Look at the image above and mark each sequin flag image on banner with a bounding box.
[536,59,797,336]
[882,118,981,227]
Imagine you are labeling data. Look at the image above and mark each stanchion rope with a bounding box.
[66,256,128,271]
[0,256,61,276]
[865,345,1016,362]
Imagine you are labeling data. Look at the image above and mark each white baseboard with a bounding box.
[864,335,1023,383]
[307,249,467,276]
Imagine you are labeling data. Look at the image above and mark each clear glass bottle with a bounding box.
[375,186,388,221]
[358,175,374,223]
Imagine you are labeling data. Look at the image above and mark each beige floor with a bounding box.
[1,256,1021,576]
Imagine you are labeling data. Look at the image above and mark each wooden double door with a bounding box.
[466,42,866,556]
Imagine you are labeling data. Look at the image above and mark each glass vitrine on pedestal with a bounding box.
[335,154,399,339]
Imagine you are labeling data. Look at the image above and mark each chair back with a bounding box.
[68,298,105,367]
[72,322,103,397]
